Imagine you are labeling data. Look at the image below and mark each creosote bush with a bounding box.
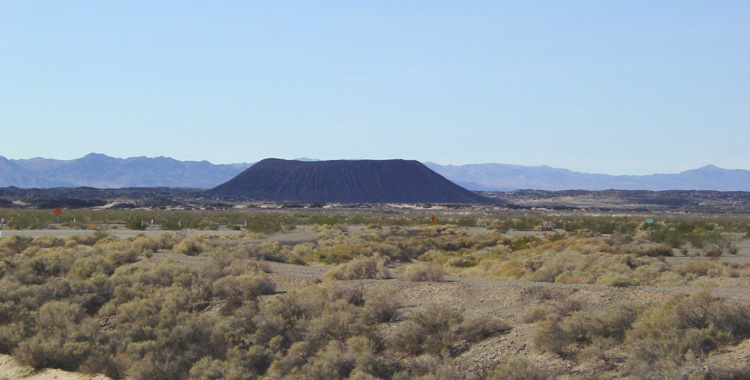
[325,255,391,281]
[403,263,446,282]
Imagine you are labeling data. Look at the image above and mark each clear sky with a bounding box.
[1,1,748,175]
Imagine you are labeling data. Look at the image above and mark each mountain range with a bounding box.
[2,153,750,191]
[424,163,750,191]
[0,153,250,188]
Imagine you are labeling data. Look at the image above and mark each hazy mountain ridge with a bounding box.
[0,153,252,188]
[425,163,750,191]
[2,154,749,191]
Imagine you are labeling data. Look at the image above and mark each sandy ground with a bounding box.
[0,354,110,380]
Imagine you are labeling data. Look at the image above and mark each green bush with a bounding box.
[125,216,147,230]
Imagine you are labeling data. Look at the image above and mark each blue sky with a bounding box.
[1,1,748,175]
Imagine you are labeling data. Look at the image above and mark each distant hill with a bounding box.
[211,158,494,204]
[425,163,750,191]
[0,153,251,188]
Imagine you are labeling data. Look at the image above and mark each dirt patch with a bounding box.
[0,354,110,380]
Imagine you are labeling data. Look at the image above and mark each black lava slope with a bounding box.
[211,159,495,204]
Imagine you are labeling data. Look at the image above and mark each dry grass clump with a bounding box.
[325,255,391,281]
[403,263,446,282]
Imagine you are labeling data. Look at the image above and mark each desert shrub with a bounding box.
[391,303,463,358]
[68,234,98,246]
[647,229,686,248]
[595,273,634,287]
[36,300,84,331]
[625,290,750,375]
[303,340,356,380]
[245,216,283,234]
[697,361,750,380]
[700,231,734,252]
[519,303,552,324]
[92,227,111,241]
[173,235,209,256]
[565,301,641,343]
[125,216,147,230]
[453,315,511,342]
[328,283,366,307]
[488,357,557,380]
[362,286,400,324]
[212,274,275,304]
[554,270,586,284]
[237,241,288,263]
[126,351,188,380]
[705,248,723,258]
[325,256,390,281]
[455,216,477,227]
[79,350,128,379]
[15,334,92,371]
[305,300,368,344]
[68,256,117,279]
[267,341,312,377]
[0,235,33,254]
[640,243,674,257]
[508,235,541,251]
[187,357,235,380]
[31,236,65,248]
[532,300,639,356]
[533,314,573,355]
[404,263,446,282]
[132,233,178,253]
[0,322,25,354]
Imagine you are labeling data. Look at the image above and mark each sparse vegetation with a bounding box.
[1,209,749,379]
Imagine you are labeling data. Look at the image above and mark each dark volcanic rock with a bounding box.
[211,159,495,204]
